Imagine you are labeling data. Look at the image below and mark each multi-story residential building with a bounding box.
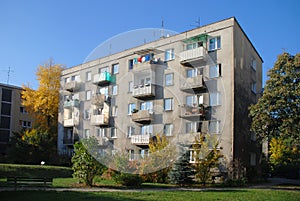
[58,17,263,173]
[0,83,34,154]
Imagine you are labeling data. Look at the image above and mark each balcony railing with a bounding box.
[178,105,206,120]
[131,134,150,145]
[180,46,207,66]
[133,84,155,99]
[131,110,152,123]
[64,99,80,109]
[93,72,113,86]
[64,80,80,92]
[180,75,205,91]
[91,114,109,126]
[64,118,79,127]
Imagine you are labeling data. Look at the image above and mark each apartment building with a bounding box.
[57,17,263,171]
[0,83,34,154]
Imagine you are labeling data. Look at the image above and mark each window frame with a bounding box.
[112,63,119,74]
[209,92,221,106]
[165,48,175,61]
[86,90,91,101]
[128,103,136,115]
[112,85,118,96]
[86,71,92,82]
[128,81,133,93]
[165,73,174,86]
[164,124,173,136]
[164,98,174,111]
[209,36,221,51]
[209,64,222,78]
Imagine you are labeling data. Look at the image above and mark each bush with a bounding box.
[224,178,248,187]
[112,172,143,187]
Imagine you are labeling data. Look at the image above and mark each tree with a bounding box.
[249,52,300,176]
[192,134,223,186]
[249,53,300,143]
[71,137,106,186]
[168,148,194,186]
[22,60,63,132]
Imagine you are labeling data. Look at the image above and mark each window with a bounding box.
[209,64,221,78]
[112,106,118,117]
[141,125,153,135]
[165,48,174,61]
[165,73,174,86]
[21,121,31,128]
[86,71,92,81]
[209,121,220,134]
[128,81,133,92]
[250,152,256,166]
[129,150,134,161]
[209,92,221,106]
[140,101,153,112]
[186,42,198,50]
[186,122,202,133]
[112,85,118,95]
[64,77,70,84]
[112,63,119,74]
[128,59,133,70]
[139,149,148,158]
[127,126,135,137]
[164,124,173,136]
[98,86,108,96]
[1,103,11,115]
[164,98,174,111]
[0,116,10,129]
[110,127,117,138]
[209,36,221,51]
[71,75,80,81]
[189,150,196,163]
[1,88,12,102]
[250,132,256,141]
[96,128,106,138]
[251,58,257,71]
[84,129,90,138]
[84,109,90,119]
[251,82,257,93]
[186,95,198,106]
[86,90,91,100]
[20,107,27,114]
[128,103,136,115]
[99,66,109,73]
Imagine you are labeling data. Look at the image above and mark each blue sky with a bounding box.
[0,0,299,89]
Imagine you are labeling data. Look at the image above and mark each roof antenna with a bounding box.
[190,17,201,28]
[161,17,165,38]
[1,66,14,84]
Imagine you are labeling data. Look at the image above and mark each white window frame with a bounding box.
[86,71,92,81]
[209,120,220,134]
[127,126,135,138]
[112,63,119,74]
[112,85,118,95]
[209,92,221,106]
[128,81,133,92]
[86,90,91,101]
[140,101,153,112]
[251,82,257,94]
[209,64,221,78]
[164,124,173,136]
[251,57,257,71]
[141,125,153,135]
[110,127,117,138]
[165,73,174,86]
[84,109,91,120]
[97,128,106,138]
[164,98,174,111]
[84,129,90,138]
[165,48,175,61]
[209,36,221,51]
[128,103,136,115]
[129,149,135,161]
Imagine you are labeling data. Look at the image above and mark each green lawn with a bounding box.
[0,189,299,201]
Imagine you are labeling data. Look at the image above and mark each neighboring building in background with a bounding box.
[0,83,34,154]
[57,17,263,173]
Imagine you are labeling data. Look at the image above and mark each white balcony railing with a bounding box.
[180,46,206,65]
[133,84,155,98]
[131,134,150,145]
[91,114,109,126]
[64,118,79,127]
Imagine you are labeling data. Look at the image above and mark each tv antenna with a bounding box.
[1,66,14,84]
[190,17,200,27]
[161,17,165,38]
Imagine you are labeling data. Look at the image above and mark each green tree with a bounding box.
[168,148,194,186]
[249,52,300,175]
[192,134,223,186]
[71,137,106,186]
[249,53,300,143]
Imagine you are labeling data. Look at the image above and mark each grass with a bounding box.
[0,163,72,178]
[0,189,299,201]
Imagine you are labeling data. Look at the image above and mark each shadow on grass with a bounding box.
[0,191,145,201]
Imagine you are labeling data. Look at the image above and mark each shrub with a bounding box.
[112,172,143,187]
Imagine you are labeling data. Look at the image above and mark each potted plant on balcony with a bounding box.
[132,108,139,113]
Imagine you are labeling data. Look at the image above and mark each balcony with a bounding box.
[133,84,155,99]
[91,94,109,107]
[64,99,80,109]
[63,135,79,145]
[180,75,205,91]
[64,118,79,127]
[93,72,113,86]
[180,46,207,67]
[131,134,150,145]
[131,110,152,123]
[91,114,109,126]
[178,105,206,120]
[65,80,80,92]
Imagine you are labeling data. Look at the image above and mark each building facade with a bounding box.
[0,83,34,154]
[58,17,263,171]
